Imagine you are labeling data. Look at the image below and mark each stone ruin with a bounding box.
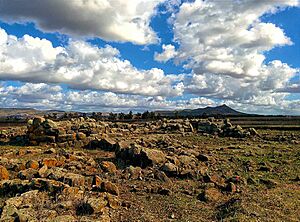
[195,118,258,138]
[25,116,258,148]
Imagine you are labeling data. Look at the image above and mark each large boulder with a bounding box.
[116,143,166,168]
[140,148,166,168]
[86,138,118,151]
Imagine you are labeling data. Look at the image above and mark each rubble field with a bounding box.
[0,117,299,221]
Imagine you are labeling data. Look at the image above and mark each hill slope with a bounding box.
[156,104,247,117]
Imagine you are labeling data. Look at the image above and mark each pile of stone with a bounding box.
[196,118,258,138]
[158,119,194,133]
[27,117,113,148]
[115,141,209,179]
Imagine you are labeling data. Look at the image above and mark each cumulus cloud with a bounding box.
[0,0,165,45]
[0,82,215,112]
[169,0,299,110]
[173,0,297,78]
[0,28,183,97]
[1,82,300,115]
[154,44,178,62]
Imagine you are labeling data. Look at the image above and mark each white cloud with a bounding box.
[0,28,183,97]
[173,0,296,78]
[154,44,178,62]
[169,0,299,111]
[1,82,300,115]
[0,82,215,112]
[0,0,165,45]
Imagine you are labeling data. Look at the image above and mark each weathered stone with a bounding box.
[25,160,39,170]
[140,148,166,168]
[50,215,77,222]
[87,138,117,151]
[43,119,57,129]
[106,193,120,209]
[61,173,85,187]
[42,158,58,168]
[0,179,31,197]
[44,148,57,154]
[198,188,222,202]
[92,175,102,187]
[197,154,210,162]
[100,161,117,174]
[86,196,108,214]
[125,166,142,180]
[0,165,9,180]
[18,168,38,180]
[161,163,178,176]
[154,170,171,183]
[60,187,83,201]
[32,117,45,127]
[38,165,49,178]
[57,133,76,143]
[101,181,119,196]
[31,178,69,193]
[76,132,87,140]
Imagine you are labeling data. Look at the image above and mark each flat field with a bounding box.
[0,118,299,222]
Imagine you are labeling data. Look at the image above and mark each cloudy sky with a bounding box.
[0,0,299,114]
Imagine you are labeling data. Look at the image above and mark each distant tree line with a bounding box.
[108,111,161,120]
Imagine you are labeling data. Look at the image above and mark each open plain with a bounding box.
[0,117,299,222]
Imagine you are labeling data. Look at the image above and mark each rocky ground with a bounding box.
[0,117,299,221]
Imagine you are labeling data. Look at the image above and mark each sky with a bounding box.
[0,0,299,114]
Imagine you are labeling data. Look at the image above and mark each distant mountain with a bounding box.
[156,104,247,117]
[0,108,64,119]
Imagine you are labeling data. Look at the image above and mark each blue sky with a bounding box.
[0,0,299,114]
